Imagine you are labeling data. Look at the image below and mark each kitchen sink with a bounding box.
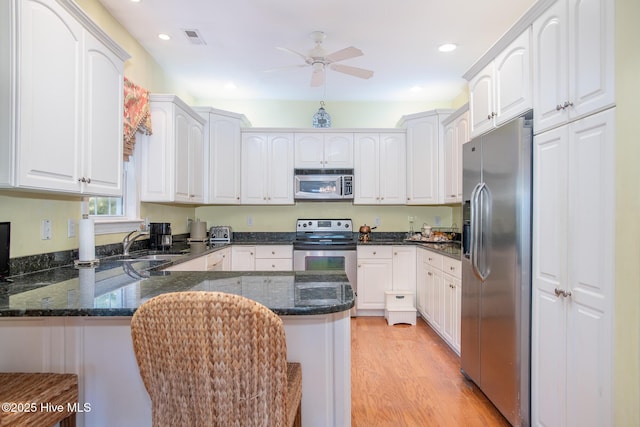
[135,254,183,261]
[109,253,184,262]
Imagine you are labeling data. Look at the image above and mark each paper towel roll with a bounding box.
[79,218,96,261]
[190,221,207,241]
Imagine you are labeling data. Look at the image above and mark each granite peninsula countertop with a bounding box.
[0,246,353,317]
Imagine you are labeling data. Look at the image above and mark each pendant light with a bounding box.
[312,101,331,128]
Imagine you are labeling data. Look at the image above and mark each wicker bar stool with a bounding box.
[131,291,302,427]
[0,372,78,427]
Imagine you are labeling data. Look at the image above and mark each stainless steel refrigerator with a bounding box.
[461,111,533,427]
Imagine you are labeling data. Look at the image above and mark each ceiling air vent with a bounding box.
[183,29,206,45]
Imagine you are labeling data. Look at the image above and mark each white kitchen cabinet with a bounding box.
[163,248,230,272]
[532,0,614,134]
[532,108,614,426]
[193,107,250,204]
[138,95,206,204]
[441,257,461,354]
[231,246,256,271]
[294,132,353,168]
[254,245,293,271]
[0,0,129,196]
[416,247,461,354]
[354,132,406,204]
[356,247,393,311]
[442,107,469,204]
[399,110,452,205]
[357,245,416,313]
[468,29,532,138]
[392,246,416,293]
[241,132,294,204]
[416,249,428,317]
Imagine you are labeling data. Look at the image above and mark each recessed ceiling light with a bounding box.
[438,43,457,53]
[158,33,171,41]
[224,82,237,91]
[410,86,424,93]
[130,0,141,3]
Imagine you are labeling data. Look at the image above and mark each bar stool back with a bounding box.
[131,291,302,427]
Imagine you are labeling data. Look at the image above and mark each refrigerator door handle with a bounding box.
[476,184,491,281]
[470,182,484,281]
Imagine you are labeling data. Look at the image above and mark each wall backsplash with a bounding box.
[195,203,462,233]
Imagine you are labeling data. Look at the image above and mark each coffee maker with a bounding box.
[149,222,172,250]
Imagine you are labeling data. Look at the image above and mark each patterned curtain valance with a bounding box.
[123,77,152,161]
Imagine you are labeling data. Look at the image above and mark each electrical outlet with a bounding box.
[408,216,415,222]
[434,216,441,226]
[247,216,253,226]
[67,219,76,238]
[374,216,381,226]
[41,219,52,240]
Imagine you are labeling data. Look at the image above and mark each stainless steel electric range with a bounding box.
[292,219,357,316]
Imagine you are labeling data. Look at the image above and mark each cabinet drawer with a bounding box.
[423,250,443,269]
[442,257,461,278]
[255,258,292,271]
[206,251,227,271]
[357,246,393,259]
[255,245,292,259]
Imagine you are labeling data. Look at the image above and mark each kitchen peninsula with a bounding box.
[0,254,354,427]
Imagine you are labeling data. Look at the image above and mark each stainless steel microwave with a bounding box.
[294,169,354,201]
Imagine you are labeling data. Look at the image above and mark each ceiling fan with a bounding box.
[273,31,374,87]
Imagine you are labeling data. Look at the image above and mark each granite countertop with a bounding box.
[0,246,353,317]
[357,240,462,259]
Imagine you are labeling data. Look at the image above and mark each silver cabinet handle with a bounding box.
[554,287,572,298]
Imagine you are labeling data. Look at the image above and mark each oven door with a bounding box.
[293,248,357,316]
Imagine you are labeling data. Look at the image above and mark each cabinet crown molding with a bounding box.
[56,0,130,61]
[462,0,555,81]
[191,106,251,127]
[396,109,455,127]
[150,94,207,125]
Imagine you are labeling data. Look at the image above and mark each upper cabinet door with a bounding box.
[353,133,380,204]
[294,133,353,168]
[533,0,614,133]
[83,32,124,196]
[494,29,532,126]
[16,0,83,192]
[469,66,495,137]
[378,133,406,204]
[324,133,354,168]
[469,30,531,138]
[294,134,324,168]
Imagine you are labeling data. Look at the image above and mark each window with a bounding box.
[89,197,123,216]
[89,158,143,234]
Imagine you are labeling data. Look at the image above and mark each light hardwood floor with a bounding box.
[351,316,510,427]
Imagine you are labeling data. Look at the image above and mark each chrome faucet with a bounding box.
[122,230,148,256]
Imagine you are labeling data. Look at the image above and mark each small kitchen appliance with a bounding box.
[209,226,232,245]
[294,169,354,201]
[293,219,357,315]
[149,222,172,250]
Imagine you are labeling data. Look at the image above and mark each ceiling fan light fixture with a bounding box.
[438,43,457,52]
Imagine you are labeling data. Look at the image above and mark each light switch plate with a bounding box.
[67,218,76,238]
[41,219,52,240]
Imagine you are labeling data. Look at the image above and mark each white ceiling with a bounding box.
[98,0,537,102]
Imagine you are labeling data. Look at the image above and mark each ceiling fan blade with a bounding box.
[325,46,363,63]
[329,63,374,79]
[276,46,309,62]
[310,67,325,87]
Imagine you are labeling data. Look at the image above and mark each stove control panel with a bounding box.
[296,219,352,232]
